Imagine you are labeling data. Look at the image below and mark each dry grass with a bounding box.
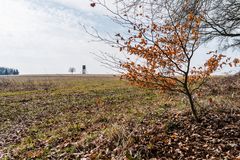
[0,74,239,159]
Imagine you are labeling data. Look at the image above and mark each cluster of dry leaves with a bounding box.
[76,106,240,160]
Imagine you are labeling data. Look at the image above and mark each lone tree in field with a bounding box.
[68,67,76,74]
[120,15,229,121]
[90,0,238,121]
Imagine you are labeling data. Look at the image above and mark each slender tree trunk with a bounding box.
[186,91,199,122]
[183,69,200,122]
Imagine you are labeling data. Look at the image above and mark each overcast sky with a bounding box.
[0,0,119,74]
[0,0,238,74]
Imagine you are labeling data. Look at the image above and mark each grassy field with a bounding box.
[0,75,239,159]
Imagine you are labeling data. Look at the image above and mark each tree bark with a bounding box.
[186,90,199,122]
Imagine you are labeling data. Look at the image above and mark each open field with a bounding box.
[0,75,239,159]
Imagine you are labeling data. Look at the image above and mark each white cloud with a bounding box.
[0,0,118,74]
[50,0,115,14]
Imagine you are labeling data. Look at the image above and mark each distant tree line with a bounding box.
[0,67,19,75]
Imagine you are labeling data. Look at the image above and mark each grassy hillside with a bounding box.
[0,75,239,159]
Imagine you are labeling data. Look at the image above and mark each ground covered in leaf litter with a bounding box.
[126,107,240,159]
[0,74,239,159]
